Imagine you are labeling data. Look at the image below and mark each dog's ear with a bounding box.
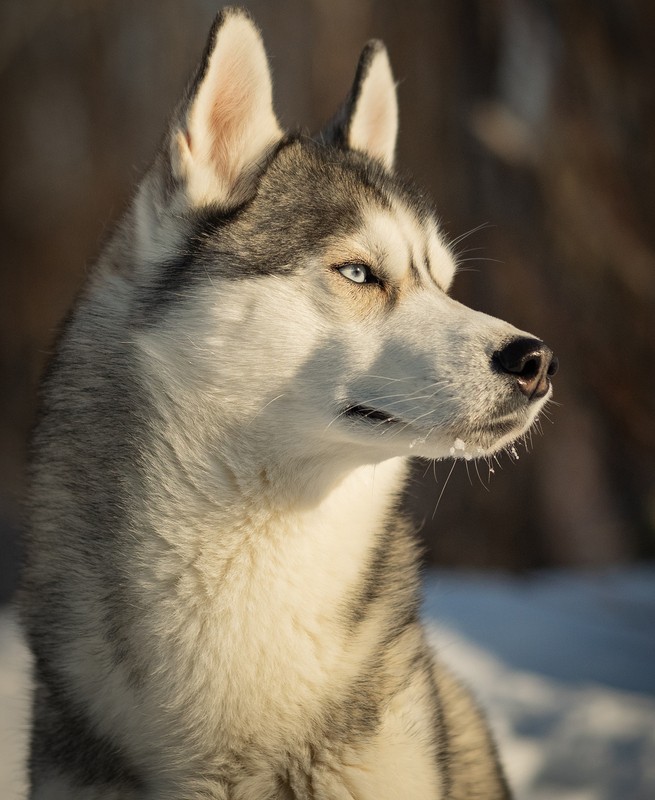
[322,41,398,169]
[171,8,282,208]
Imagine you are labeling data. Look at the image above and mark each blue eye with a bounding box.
[337,263,376,284]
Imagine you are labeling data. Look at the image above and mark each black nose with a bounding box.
[493,337,558,400]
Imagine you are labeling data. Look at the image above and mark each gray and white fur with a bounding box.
[20,8,557,799]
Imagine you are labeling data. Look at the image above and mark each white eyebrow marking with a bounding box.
[424,222,457,291]
[357,207,415,282]
[346,202,457,291]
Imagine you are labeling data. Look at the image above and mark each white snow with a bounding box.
[1,569,654,798]
[0,609,30,800]
[423,571,655,800]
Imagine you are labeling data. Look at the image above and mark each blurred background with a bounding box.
[1,0,654,601]
[1,3,655,798]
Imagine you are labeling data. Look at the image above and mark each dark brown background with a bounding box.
[1,0,654,599]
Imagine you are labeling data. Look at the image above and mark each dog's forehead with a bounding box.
[264,140,455,289]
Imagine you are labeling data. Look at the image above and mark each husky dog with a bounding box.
[20,7,557,799]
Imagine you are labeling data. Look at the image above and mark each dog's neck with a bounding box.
[134,385,408,552]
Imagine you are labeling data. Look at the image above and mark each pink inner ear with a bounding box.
[348,47,398,168]
[175,13,283,206]
[208,84,242,151]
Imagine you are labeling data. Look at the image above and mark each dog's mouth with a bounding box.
[343,404,401,425]
[342,403,526,435]
[342,400,539,457]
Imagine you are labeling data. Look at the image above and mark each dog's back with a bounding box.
[21,8,556,799]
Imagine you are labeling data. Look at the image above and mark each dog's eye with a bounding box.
[337,263,378,285]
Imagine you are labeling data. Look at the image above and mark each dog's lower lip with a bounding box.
[344,404,400,424]
[485,419,518,436]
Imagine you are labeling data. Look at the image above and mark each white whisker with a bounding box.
[432,461,457,520]
[247,393,286,426]
[449,221,492,248]
[474,458,490,491]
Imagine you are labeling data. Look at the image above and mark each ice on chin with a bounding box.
[447,439,522,462]
[406,436,521,464]
[449,438,479,460]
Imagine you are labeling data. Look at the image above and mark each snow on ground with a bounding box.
[423,570,655,800]
[1,569,654,799]
[0,608,30,800]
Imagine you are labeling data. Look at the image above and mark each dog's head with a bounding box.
[112,8,556,470]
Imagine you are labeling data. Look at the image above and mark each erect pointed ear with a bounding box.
[322,41,398,169]
[172,8,283,208]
